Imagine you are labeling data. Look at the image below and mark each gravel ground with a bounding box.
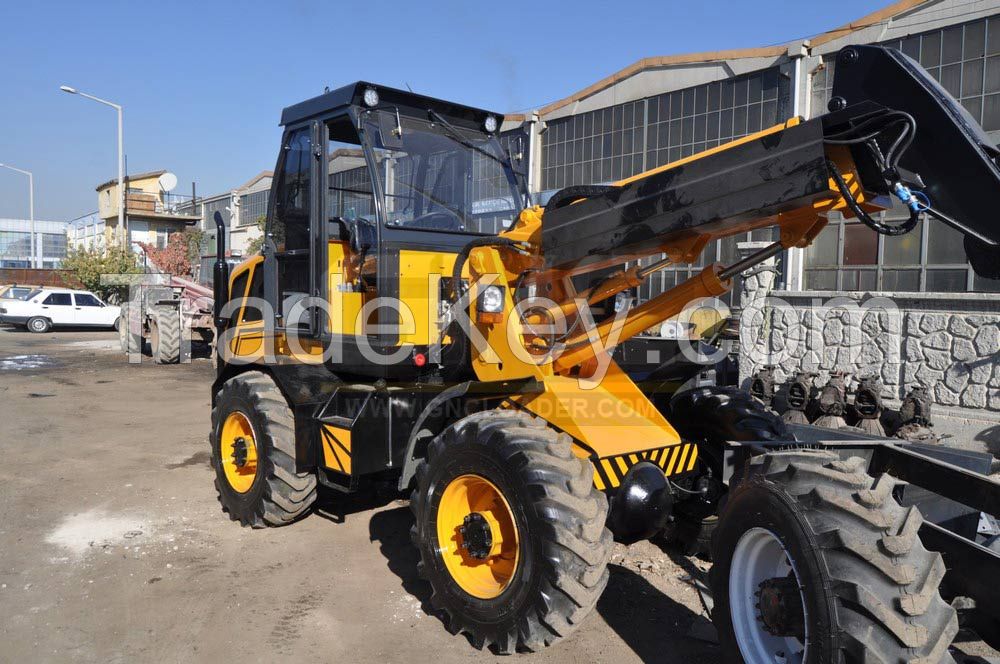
[0,326,995,663]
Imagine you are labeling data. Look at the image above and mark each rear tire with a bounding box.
[150,305,181,364]
[26,316,50,334]
[211,372,317,527]
[711,449,957,663]
[410,410,612,653]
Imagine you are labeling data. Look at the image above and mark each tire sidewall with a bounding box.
[711,476,838,664]
[416,440,542,631]
[211,378,276,519]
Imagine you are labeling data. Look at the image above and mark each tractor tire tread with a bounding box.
[411,410,611,654]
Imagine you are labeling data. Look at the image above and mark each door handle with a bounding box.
[74,307,82,310]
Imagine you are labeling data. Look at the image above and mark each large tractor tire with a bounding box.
[711,449,957,663]
[661,386,790,558]
[211,372,317,527]
[410,410,613,654]
[150,305,181,364]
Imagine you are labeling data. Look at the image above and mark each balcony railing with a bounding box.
[124,190,197,217]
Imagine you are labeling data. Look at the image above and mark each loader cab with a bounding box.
[256,82,526,377]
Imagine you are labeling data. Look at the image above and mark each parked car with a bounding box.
[0,284,40,301]
[0,288,121,333]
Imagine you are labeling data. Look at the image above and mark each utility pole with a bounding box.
[0,163,36,267]
[60,86,126,246]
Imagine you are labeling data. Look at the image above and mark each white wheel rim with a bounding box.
[31,319,44,331]
[729,527,808,663]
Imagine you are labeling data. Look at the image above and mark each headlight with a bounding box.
[483,115,499,133]
[478,285,504,313]
[613,291,630,313]
[362,86,379,108]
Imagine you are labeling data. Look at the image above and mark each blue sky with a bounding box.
[0,0,889,222]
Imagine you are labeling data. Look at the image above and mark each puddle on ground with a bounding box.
[0,354,54,371]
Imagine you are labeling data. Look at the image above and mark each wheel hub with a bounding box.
[756,576,805,640]
[458,512,493,560]
[231,437,249,468]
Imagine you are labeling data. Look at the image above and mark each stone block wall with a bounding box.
[738,289,1000,413]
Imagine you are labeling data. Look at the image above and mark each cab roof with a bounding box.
[279,81,504,133]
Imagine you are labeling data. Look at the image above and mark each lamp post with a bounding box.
[60,86,125,246]
[0,163,35,268]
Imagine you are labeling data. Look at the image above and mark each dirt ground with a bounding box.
[0,327,995,663]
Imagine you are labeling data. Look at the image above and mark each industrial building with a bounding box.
[0,218,68,268]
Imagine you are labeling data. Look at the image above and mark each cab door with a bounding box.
[262,121,327,336]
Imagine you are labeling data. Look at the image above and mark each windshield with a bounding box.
[361,111,525,234]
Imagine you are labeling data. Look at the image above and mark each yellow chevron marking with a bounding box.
[664,446,679,475]
[673,444,691,476]
[593,468,606,491]
[687,445,699,471]
[615,456,629,476]
[601,459,620,487]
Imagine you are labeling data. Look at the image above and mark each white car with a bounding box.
[0,288,121,333]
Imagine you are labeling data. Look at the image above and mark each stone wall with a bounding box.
[738,288,1000,414]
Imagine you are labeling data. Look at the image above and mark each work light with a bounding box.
[363,87,379,108]
[483,115,498,133]
[478,285,504,313]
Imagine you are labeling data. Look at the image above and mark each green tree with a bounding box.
[245,215,268,256]
[61,243,141,303]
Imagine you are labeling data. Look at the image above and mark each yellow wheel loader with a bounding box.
[209,45,1000,660]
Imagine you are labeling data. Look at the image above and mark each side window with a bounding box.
[241,267,264,323]
[43,293,72,306]
[271,128,312,252]
[74,293,103,307]
[228,271,250,328]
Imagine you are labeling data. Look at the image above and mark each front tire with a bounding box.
[211,372,317,527]
[27,316,50,333]
[410,410,612,653]
[711,449,957,663]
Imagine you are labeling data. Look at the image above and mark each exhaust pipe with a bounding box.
[212,211,229,332]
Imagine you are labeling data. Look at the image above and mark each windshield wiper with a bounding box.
[427,109,509,169]
[428,109,528,208]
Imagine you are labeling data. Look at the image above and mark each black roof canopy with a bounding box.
[280,81,504,132]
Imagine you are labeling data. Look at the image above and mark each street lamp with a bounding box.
[0,163,35,268]
[60,85,125,246]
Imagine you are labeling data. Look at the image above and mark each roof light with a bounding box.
[483,115,498,133]
[363,87,379,108]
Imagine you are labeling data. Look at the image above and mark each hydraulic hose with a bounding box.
[826,159,920,237]
[449,237,521,302]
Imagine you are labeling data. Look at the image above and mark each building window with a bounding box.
[810,15,1000,127]
[238,189,269,227]
[541,66,789,192]
[803,207,1000,293]
[541,99,646,190]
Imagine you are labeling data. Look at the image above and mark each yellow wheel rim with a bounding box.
[220,411,259,493]
[436,474,520,599]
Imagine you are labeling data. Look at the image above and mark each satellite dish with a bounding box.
[158,172,178,192]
